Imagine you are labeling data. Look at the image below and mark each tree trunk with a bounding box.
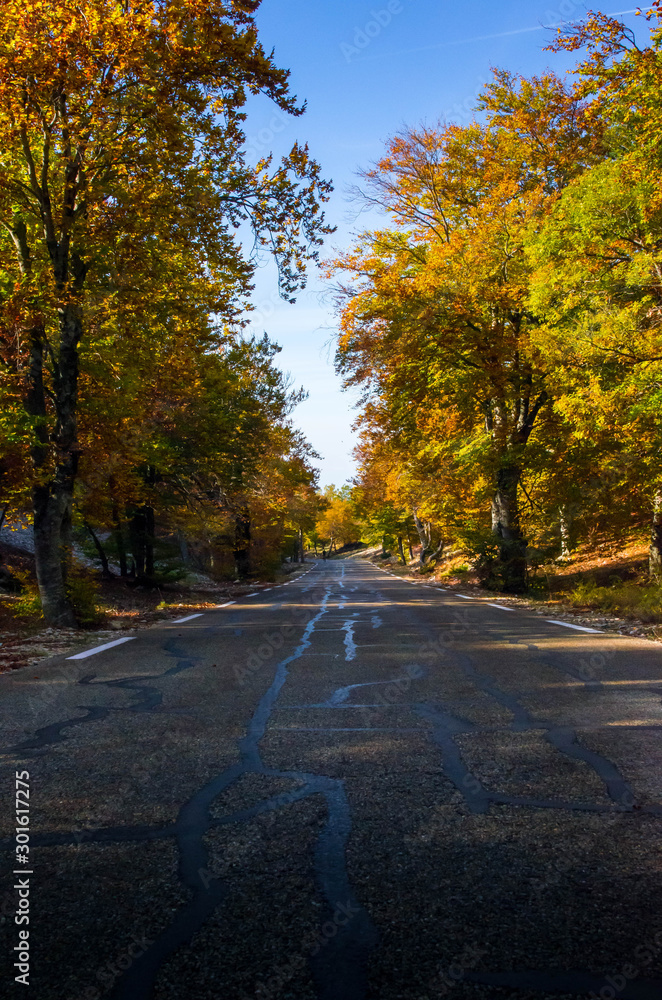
[559,507,573,561]
[650,491,662,579]
[85,522,112,578]
[429,539,445,563]
[234,507,251,578]
[27,320,78,626]
[398,536,406,565]
[129,512,145,577]
[33,485,76,625]
[128,506,155,580]
[491,464,527,593]
[298,527,305,563]
[177,530,190,566]
[408,534,414,561]
[412,510,429,564]
[144,506,155,577]
[112,507,128,577]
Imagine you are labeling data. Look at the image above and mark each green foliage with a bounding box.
[12,565,101,626]
[567,578,662,623]
[12,571,42,619]
[438,564,470,578]
[66,570,103,628]
[463,531,528,593]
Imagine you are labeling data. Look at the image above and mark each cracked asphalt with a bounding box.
[1,557,662,1000]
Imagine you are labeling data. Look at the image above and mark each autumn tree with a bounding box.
[526,6,662,574]
[315,486,362,552]
[351,415,459,564]
[330,73,601,590]
[0,0,331,623]
[144,334,319,578]
[351,433,413,562]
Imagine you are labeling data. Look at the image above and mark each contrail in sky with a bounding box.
[362,7,653,60]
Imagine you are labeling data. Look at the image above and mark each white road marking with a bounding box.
[245,593,259,598]
[215,601,236,608]
[67,637,135,660]
[173,613,204,623]
[487,603,514,611]
[545,620,602,634]
[455,594,475,600]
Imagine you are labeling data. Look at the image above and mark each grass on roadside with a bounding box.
[564,578,662,622]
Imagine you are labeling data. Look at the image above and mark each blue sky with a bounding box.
[244,1,649,488]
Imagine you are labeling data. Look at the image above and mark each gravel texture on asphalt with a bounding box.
[1,558,661,1000]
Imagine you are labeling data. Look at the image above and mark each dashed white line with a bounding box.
[173,613,204,623]
[215,601,236,608]
[67,637,135,660]
[545,620,602,634]
[245,593,259,598]
[370,565,609,637]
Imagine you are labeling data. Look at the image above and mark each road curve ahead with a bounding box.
[1,557,662,1000]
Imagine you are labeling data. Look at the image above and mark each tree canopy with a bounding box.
[329,6,662,590]
[0,0,331,621]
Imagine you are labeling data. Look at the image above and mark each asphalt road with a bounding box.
[1,557,662,1000]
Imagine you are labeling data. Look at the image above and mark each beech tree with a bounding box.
[315,487,362,552]
[0,0,331,623]
[330,72,600,590]
[330,9,662,589]
[527,7,662,574]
